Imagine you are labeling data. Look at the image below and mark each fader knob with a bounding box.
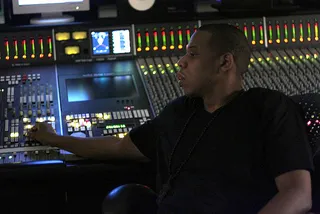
[28,110,32,117]
[19,111,24,117]
[12,108,16,117]
[37,109,41,116]
[46,109,51,116]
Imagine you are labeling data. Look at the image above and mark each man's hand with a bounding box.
[28,122,57,145]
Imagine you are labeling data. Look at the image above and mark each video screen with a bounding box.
[66,75,137,102]
[18,0,83,5]
[91,31,110,55]
[112,30,131,54]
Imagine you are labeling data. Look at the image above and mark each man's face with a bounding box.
[176,31,221,97]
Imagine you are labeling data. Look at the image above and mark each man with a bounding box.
[29,24,313,214]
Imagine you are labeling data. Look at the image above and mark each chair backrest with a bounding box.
[290,93,320,157]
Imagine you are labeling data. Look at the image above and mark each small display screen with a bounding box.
[112,30,131,54]
[91,31,110,55]
[18,0,83,5]
[66,75,137,102]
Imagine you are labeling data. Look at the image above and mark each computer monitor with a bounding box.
[12,0,90,25]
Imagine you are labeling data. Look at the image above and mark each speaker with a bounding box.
[117,0,195,21]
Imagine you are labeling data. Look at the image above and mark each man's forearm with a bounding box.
[45,133,122,160]
[258,189,312,214]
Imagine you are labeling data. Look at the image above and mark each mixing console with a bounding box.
[265,15,320,48]
[0,30,54,67]
[137,57,183,115]
[0,14,320,165]
[244,49,320,95]
[57,61,152,142]
[0,65,61,164]
[202,18,265,49]
[134,22,199,57]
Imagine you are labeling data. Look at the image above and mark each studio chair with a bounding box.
[102,183,158,214]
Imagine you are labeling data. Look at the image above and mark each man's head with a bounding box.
[177,23,251,97]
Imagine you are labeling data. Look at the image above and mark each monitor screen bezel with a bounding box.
[12,0,90,15]
[89,27,133,58]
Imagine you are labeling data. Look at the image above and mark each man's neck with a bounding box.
[202,85,243,113]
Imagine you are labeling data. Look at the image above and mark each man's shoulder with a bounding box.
[246,87,292,104]
[247,87,286,97]
[246,87,299,113]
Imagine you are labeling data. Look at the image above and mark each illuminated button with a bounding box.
[65,46,80,55]
[72,31,87,40]
[144,109,150,117]
[276,39,280,44]
[153,47,158,51]
[137,47,142,52]
[252,41,256,45]
[259,40,263,45]
[268,40,272,44]
[178,45,183,49]
[162,46,166,50]
[56,32,71,41]
[284,39,288,43]
[103,113,111,120]
[120,111,125,119]
[170,45,174,50]
[292,38,296,42]
[145,47,150,51]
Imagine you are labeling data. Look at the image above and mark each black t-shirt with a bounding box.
[129,87,314,214]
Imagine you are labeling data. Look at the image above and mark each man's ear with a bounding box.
[219,53,234,72]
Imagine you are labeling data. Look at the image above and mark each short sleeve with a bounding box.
[129,117,160,161]
[263,91,314,178]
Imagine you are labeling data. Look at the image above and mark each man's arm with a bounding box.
[258,170,312,214]
[258,91,314,214]
[29,122,149,161]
